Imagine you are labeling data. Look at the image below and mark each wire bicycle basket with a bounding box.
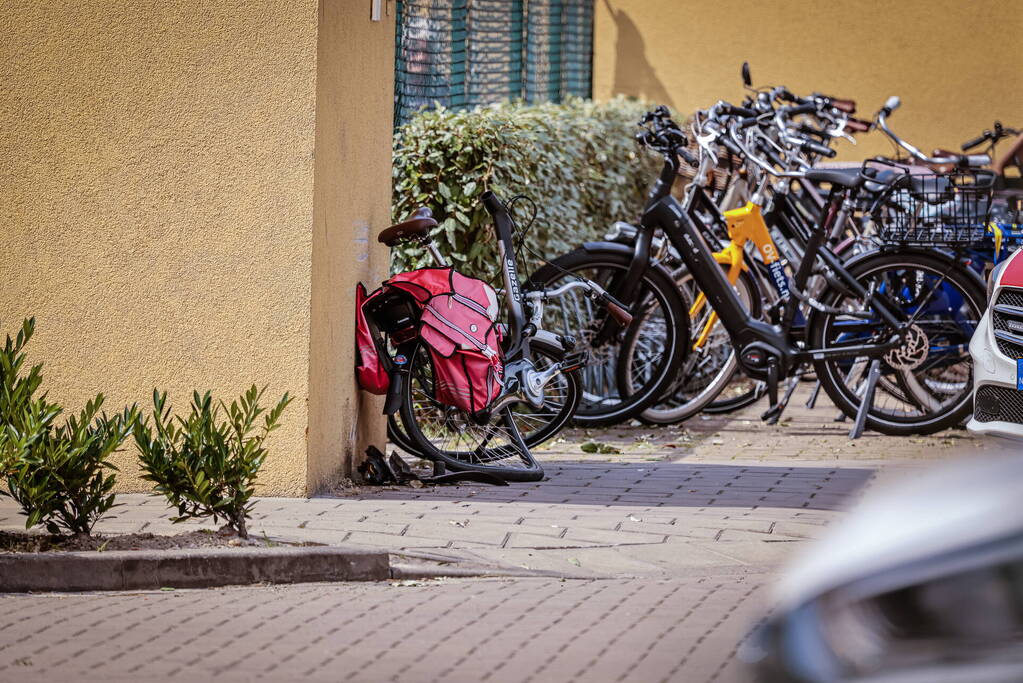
[868,161,996,246]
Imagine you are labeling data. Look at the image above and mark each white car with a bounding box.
[968,246,1023,439]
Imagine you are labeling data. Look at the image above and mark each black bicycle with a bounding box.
[544,104,984,436]
[372,192,629,480]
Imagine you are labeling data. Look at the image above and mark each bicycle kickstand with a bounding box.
[806,380,822,410]
[760,359,785,425]
[849,359,882,439]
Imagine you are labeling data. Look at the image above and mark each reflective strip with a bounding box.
[425,304,498,358]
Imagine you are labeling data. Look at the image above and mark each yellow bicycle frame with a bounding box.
[690,201,786,348]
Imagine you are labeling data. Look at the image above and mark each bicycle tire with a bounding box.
[631,266,762,424]
[529,247,689,427]
[389,338,581,454]
[808,249,984,436]
[398,343,543,481]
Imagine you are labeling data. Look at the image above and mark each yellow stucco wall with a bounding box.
[594,0,1023,160]
[308,1,393,492]
[0,0,392,496]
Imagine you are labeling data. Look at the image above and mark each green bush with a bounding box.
[0,319,52,475]
[133,386,293,539]
[1,318,137,536]
[4,396,137,535]
[391,96,659,280]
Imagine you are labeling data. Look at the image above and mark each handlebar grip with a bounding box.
[721,103,757,117]
[826,97,856,114]
[961,132,990,152]
[801,139,836,158]
[678,147,698,166]
[785,102,818,116]
[603,300,633,328]
[720,135,743,156]
[962,153,991,168]
[739,116,761,129]
[845,117,872,133]
[776,88,799,103]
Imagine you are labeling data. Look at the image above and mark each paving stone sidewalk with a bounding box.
[0,389,984,682]
[0,386,979,578]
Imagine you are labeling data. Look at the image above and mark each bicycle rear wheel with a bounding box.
[809,250,984,436]
[529,248,689,427]
[398,343,543,481]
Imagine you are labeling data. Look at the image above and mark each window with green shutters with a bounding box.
[394,0,594,126]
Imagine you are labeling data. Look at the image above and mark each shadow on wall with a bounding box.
[603,0,674,108]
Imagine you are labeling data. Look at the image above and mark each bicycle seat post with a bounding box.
[424,238,448,267]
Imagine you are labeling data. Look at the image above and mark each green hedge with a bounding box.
[391,96,659,280]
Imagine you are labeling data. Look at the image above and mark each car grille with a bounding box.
[991,288,1023,359]
[975,384,1023,424]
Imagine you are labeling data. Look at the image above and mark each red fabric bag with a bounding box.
[354,282,390,394]
[355,267,504,413]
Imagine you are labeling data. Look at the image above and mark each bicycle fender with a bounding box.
[580,240,637,257]
[842,246,986,293]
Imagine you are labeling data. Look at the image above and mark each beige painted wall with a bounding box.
[308,1,393,491]
[594,0,1023,160]
[0,0,392,496]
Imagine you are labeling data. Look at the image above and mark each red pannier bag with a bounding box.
[372,267,504,414]
[355,282,390,394]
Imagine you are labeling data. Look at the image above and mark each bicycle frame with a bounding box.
[642,184,912,384]
[690,201,781,349]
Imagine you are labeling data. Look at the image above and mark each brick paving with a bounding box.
[0,577,767,683]
[0,388,983,681]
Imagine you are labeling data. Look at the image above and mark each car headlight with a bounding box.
[987,259,1009,302]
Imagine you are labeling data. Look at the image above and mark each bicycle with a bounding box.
[665,105,984,435]
[363,192,631,480]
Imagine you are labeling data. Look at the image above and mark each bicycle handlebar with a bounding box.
[961,132,990,152]
[798,137,837,158]
[960,122,1021,152]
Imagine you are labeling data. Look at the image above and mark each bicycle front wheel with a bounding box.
[389,338,580,454]
[632,266,761,424]
[398,343,543,481]
[529,248,689,427]
[808,250,984,436]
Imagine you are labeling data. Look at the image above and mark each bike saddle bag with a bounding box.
[355,283,395,395]
[389,267,505,414]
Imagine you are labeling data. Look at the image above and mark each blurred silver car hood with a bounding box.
[774,452,1023,608]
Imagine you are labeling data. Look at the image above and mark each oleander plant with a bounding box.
[0,318,138,536]
[133,385,292,539]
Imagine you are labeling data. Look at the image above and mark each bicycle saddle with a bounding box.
[378,208,438,247]
[805,167,864,189]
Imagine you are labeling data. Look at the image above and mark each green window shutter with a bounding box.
[395,0,594,127]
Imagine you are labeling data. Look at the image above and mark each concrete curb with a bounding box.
[389,561,592,581]
[0,546,391,592]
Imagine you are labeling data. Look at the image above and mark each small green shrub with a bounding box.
[391,96,659,280]
[133,386,293,539]
[0,318,52,478]
[1,317,137,536]
[4,396,137,535]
